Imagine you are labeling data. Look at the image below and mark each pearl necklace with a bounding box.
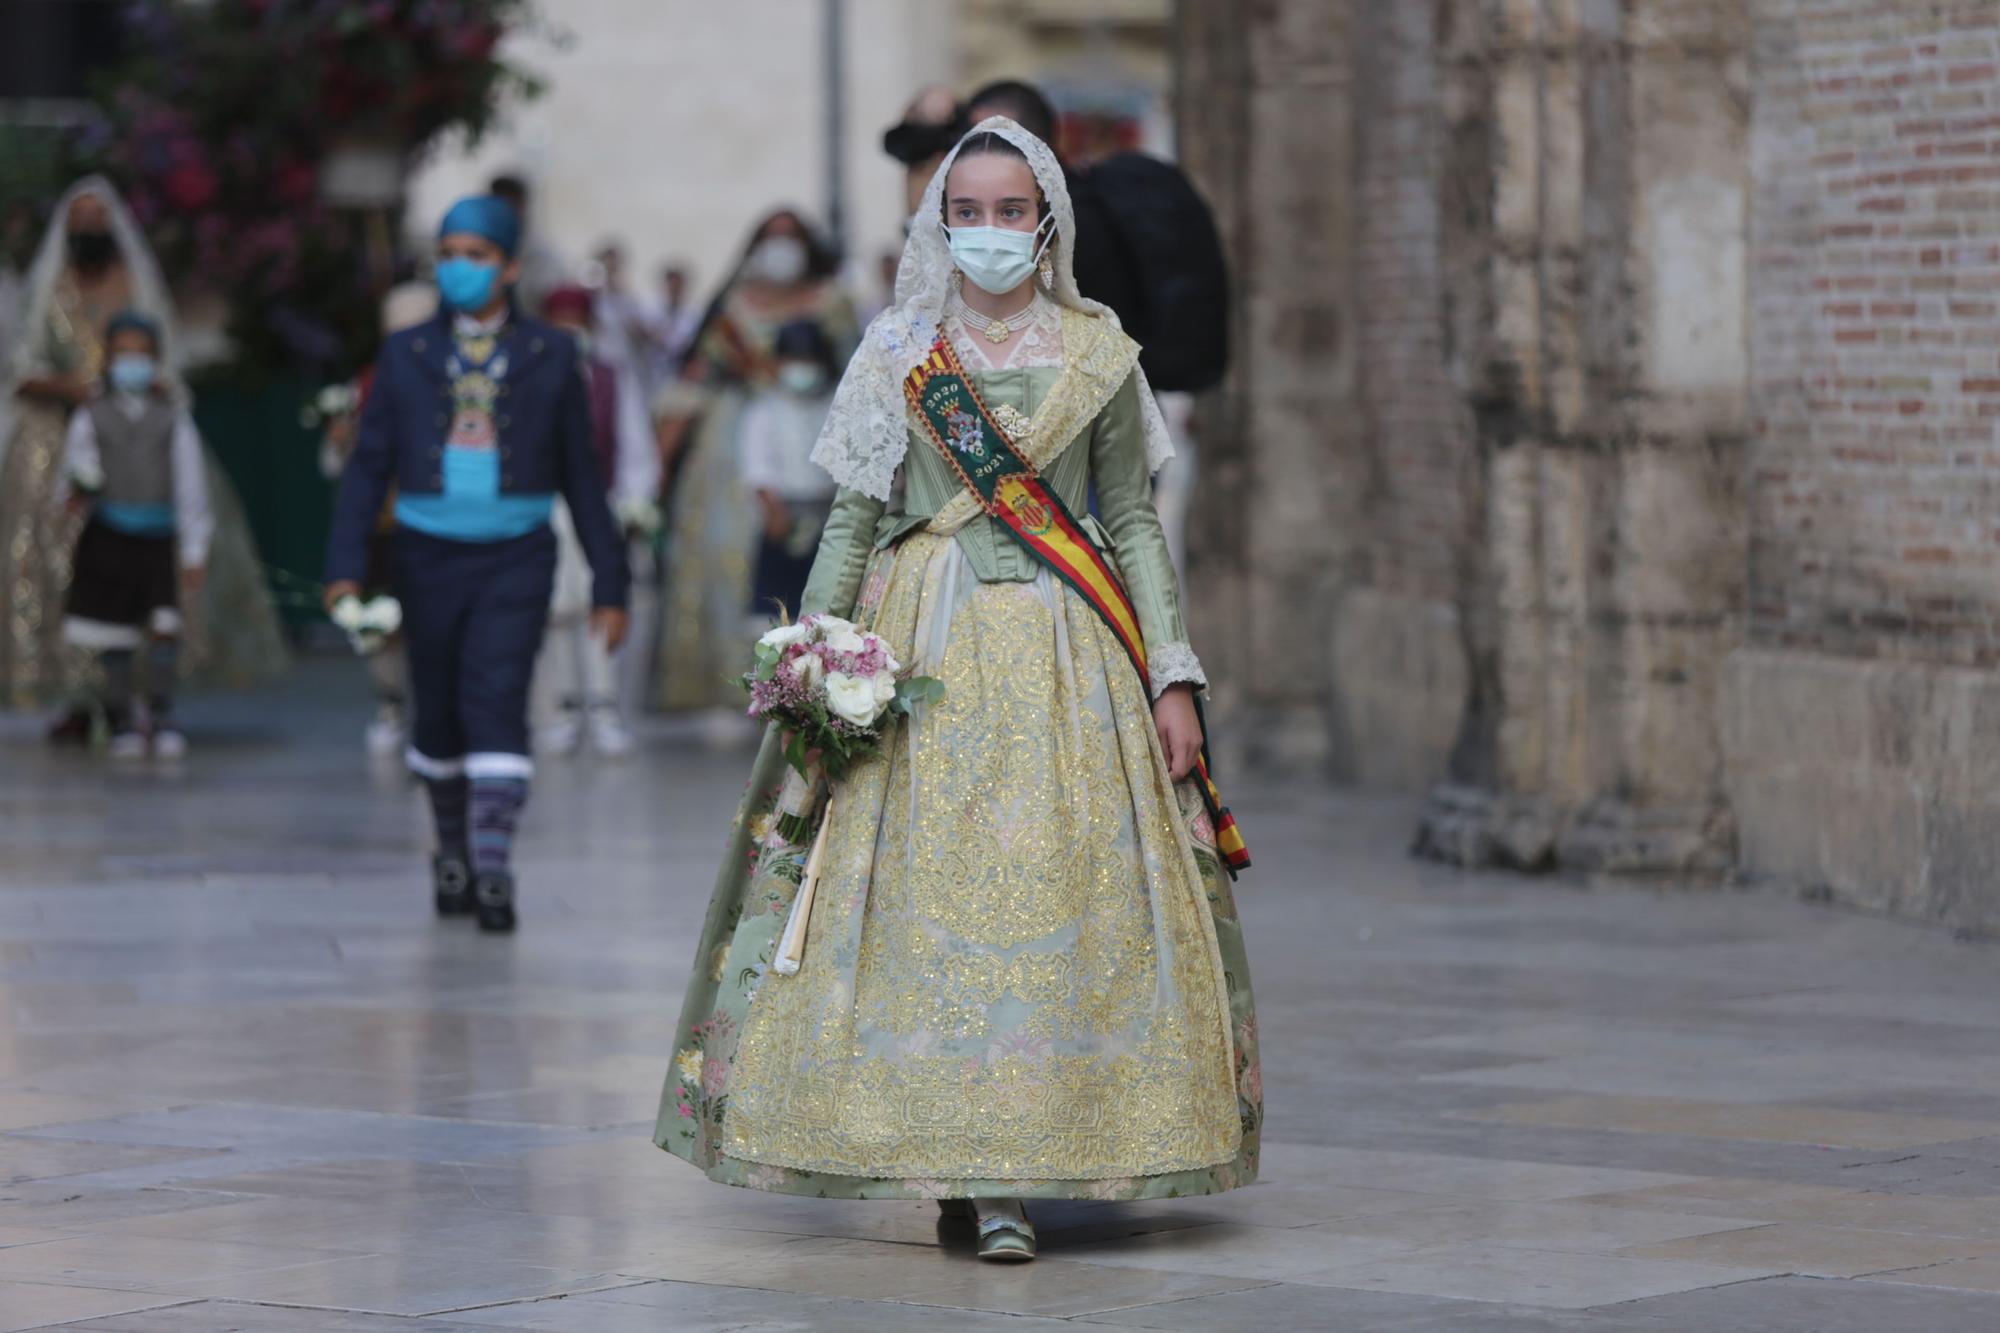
[955,291,1039,344]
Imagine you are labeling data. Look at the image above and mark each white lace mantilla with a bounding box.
[1148,641,1208,697]
[810,116,1177,502]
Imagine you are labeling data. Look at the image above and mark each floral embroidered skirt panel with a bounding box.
[654,530,1262,1199]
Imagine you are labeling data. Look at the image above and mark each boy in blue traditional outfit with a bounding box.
[325,196,629,933]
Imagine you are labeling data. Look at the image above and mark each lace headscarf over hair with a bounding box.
[0,176,185,470]
[811,116,1177,502]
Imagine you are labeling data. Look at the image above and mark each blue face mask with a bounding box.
[436,256,503,312]
[108,354,156,395]
[944,218,1054,296]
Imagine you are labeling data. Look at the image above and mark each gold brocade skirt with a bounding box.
[655,531,1262,1198]
[655,394,754,712]
[0,403,81,707]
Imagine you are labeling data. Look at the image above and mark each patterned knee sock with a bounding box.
[426,776,470,861]
[145,637,179,721]
[100,649,135,729]
[469,777,529,875]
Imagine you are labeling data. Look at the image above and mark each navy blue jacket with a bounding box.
[325,308,630,608]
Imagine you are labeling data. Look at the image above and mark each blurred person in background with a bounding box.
[0,200,37,371]
[487,173,564,312]
[324,195,629,934]
[736,318,837,624]
[55,311,209,760]
[641,261,701,385]
[859,246,901,327]
[653,118,1258,1262]
[534,283,658,759]
[650,208,855,730]
[588,239,655,396]
[954,80,1231,575]
[0,176,285,731]
[318,281,439,758]
[880,84,968,224]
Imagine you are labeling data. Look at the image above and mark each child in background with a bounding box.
[737,319,838,625]
[536,284,658,757]
[58,311,210,759]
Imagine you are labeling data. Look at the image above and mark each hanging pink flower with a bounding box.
[163,161,219,212]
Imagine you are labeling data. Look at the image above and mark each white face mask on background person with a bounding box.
[108,353,157,395]
[744,236,809,285]
[944,216,1054,296]
[777,362,824,395]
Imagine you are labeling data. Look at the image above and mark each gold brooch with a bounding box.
[991,403,1033,440]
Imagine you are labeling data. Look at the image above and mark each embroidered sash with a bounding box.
[903,325,1250,875]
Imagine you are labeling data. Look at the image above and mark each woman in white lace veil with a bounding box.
[811,116,1178,501]
[654,118,1261,1264]
[0,176,286,717]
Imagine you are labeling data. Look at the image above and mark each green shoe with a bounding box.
[976,1212,1036,1262]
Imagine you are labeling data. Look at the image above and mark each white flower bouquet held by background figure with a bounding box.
[298,382,360,430]
[740,613,942,974]
[329,594,402,657]
[615,494,663,538]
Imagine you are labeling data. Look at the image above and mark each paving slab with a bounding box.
[1,661,1998,1322]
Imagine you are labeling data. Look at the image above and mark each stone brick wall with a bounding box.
[1728,2,2000,934]
[1750,3,2000,666]
[1177,0,2000,933]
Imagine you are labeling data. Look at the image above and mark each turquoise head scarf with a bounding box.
[437,195,521,257]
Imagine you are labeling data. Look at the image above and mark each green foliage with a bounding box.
[60,0,554,381]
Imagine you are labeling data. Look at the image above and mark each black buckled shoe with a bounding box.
[474,871,517,934]
[433,855,474,917]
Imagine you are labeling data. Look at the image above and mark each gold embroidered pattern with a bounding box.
[723,532,1239,1181]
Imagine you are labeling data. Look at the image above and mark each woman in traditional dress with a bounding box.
[654,119,1261,1262]
[0,177,285,723]
[651,209,856,723]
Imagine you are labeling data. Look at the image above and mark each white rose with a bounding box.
[824,627,869,657]
[871,670,898,706]
[808,614,855,639]
[789,652,826,688]
[824,671,881,726]
[759,622,810,651]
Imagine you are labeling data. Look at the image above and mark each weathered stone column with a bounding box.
[1174,0,1358,772]
[1416,0,1749,874]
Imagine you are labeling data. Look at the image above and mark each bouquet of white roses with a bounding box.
[329,594,403,656]
[743,613,941,975]
[744,613,942,784]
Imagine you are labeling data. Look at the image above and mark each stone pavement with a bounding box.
[3,661,2000,1331]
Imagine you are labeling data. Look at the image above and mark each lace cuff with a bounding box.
[1148,641,1207,697]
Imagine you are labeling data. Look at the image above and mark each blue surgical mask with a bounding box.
[108,354,156,395]
[436,256,502,312]
[944,219,1054,296]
